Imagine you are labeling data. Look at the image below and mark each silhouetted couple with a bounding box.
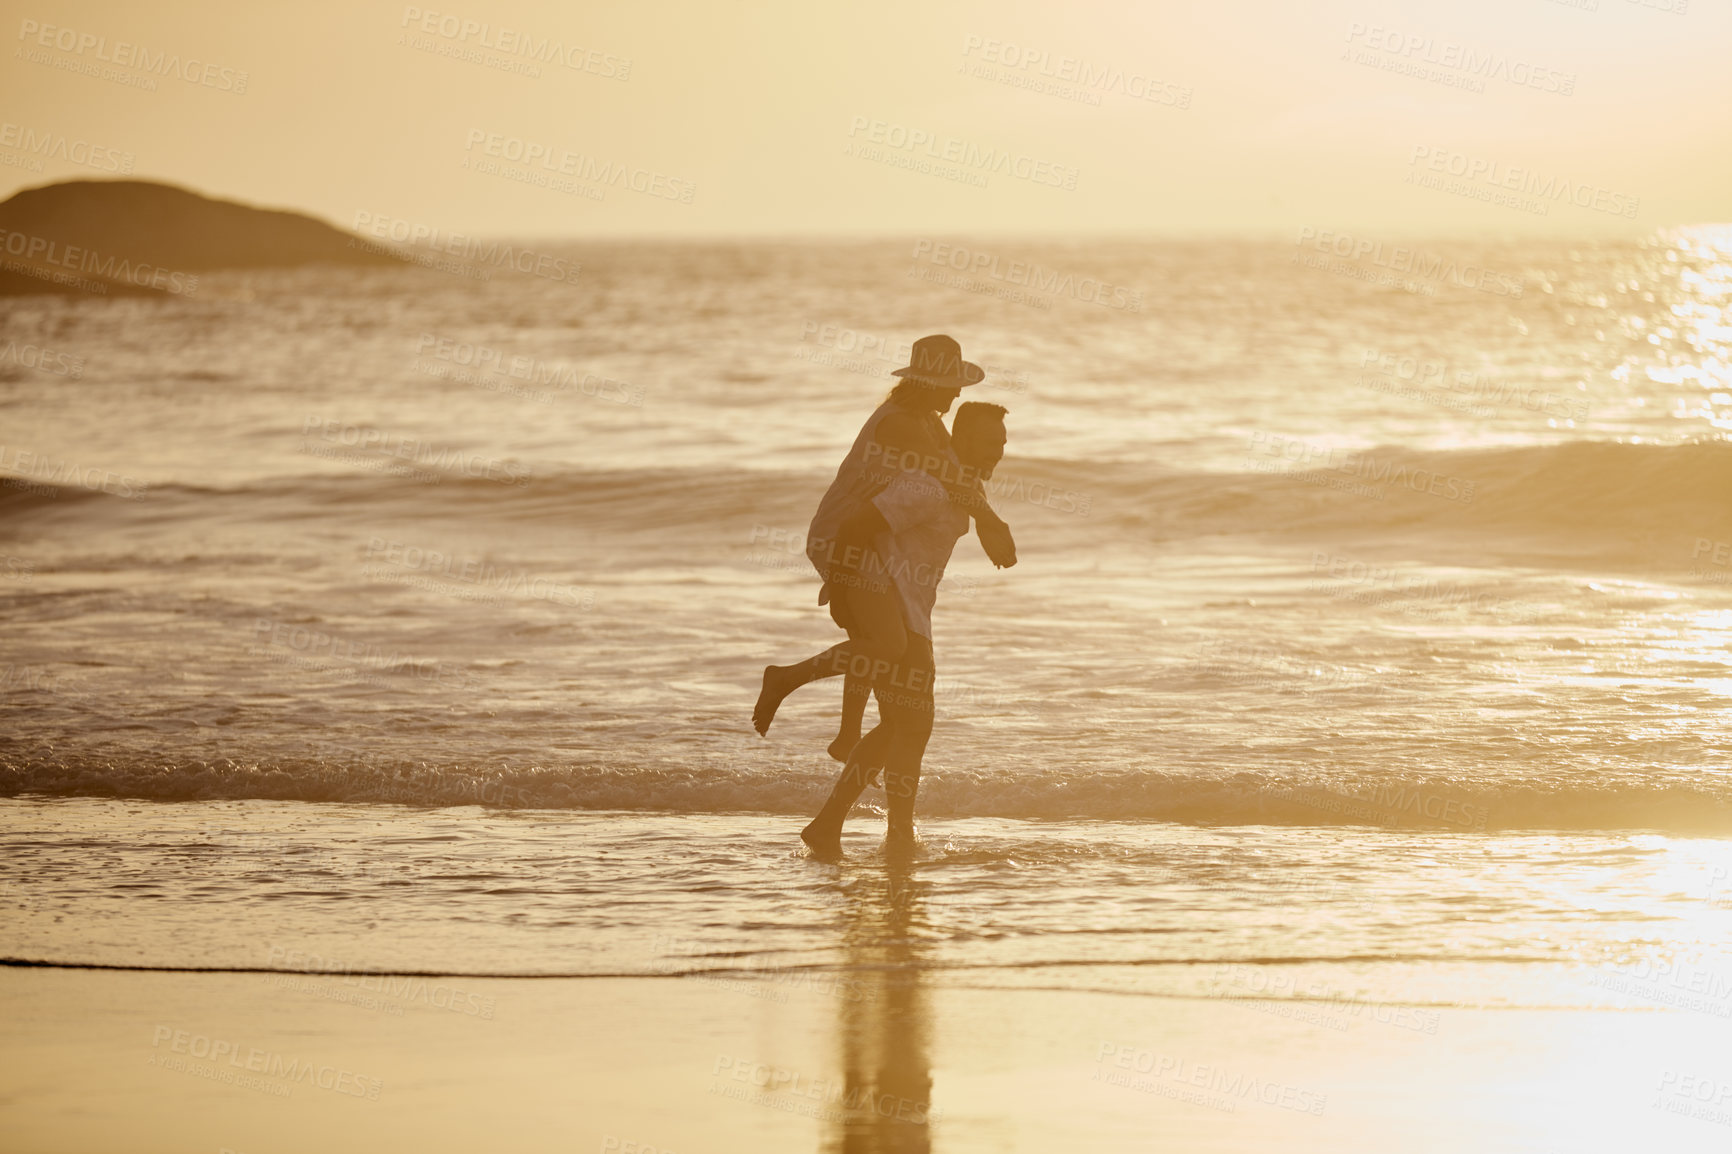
[753,335,1015,859]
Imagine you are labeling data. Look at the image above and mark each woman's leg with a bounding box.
[828,671,872,761]
[754,576,906,735]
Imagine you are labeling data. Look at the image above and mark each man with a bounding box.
[799,400,1010,859]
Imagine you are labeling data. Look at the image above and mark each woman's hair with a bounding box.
[885,379,939,408]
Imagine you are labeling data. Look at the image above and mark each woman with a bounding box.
[752,335,1011,740]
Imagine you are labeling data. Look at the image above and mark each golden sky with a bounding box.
[4,0,1727,237]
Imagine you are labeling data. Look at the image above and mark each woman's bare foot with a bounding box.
[753,665,801,736]
[826,731,862,762]
[800,817,844,862]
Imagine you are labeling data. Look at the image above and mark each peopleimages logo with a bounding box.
[909,240,1143,312]
[1690,539,1732,584]
[352,212,582,284]
[299,416,532,487]
[16,19,249,92]
[362,536,595,609]
[847,116,1080,190]
[1093,1042,1327,1115]
[399,7,632,79]
[1207,964,1442,1034]
[463,129,696,204]
[266,945,498,1019]
[414,334,643,406]
[1248,432,1479,504]
[0,338,83,379]
[1309,552,1506,614]
[959,35,1193,108]
[0,121,134,173]
[0,227,199,296]
[1342,23,1575,95]
[1359,349,1589,422]
[710,1054,940,1125]
[149,1025,382,1099]
[1293,228,1522,298]
[1407,146,1639,219]
[0,444,147,499]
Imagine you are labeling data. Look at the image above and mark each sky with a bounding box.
[3,0,1727,238]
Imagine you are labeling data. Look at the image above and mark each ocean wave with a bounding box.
[9,439,1727,528]
[9,440,1730,576]
[1102,438,1732,545]
[5,756,1729,835]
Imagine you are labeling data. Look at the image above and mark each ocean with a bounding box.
[4,231,1732,1021]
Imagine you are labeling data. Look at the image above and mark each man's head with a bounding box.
[952,402,1008,479]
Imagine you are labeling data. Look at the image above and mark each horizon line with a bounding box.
[2,177,1712,245]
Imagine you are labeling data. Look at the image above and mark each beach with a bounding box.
[4,216,1732,1153]
[5,0,1730,1143]
[7,963,1732,1152]
[5,801,1732,1150]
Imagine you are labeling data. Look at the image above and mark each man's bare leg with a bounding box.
[882,733,927,860]
[800,723,892,861]
[802,636,933,859]
[880,638,935,858]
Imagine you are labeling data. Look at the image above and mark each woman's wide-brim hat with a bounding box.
[890,334,986,388]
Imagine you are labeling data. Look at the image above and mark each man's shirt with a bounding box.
[871,471,970,639]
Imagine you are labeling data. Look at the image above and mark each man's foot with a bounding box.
[800,817,844,862]
[884,823,918,862]
[827,731,862,763]
[753,665,800,736]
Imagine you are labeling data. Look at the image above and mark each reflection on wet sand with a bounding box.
[823,858,937,1154]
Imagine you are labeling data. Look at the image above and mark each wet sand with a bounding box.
[4,967,1729,1153]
